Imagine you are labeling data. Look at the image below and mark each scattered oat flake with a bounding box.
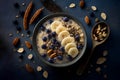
[69,3,76,8]
[96,67,101,73]
[22,2,25,6]
[96,57,106,65]
[37,66,42,72]
[101,12,107,20]
[28,54,33,60]
[21,33,24,37]
[43,71,48,79]
[104,74,107,79]
[17,48,24,53]
[91,6,97,11]
[8,33,13,37]
[103,50,108,56]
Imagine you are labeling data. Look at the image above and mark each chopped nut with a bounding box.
[28,54,33,60]
[17,48,24,53]
[47,49,53,56]
[43,71,48,79]
[69,3,76,8]
[96,57,106,65]
[101,12,107,20]
[49,53,57,58]
[91,6,97,11]
[37,66,42,72]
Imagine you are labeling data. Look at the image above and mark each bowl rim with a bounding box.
[32,13,87,67]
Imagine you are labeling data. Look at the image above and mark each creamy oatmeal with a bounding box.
[36,16,85,64]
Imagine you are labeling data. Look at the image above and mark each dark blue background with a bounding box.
[0,0,120,80]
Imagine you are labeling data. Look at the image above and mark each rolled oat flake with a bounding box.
[28,54,33,60]
[101,12,107,20]
[91,6,97,11]
[43,71,48,78]
[17,48,24,53]
[37,66,42,72]
[69,3,76,8]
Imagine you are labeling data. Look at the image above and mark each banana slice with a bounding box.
[61,36,75,46]
[56,25,66,34]
[68,47,78,58]
[65,43,76,52]
[50,21,62,31]
[58,31,70,41]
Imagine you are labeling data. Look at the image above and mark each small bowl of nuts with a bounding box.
[32,13,87,67]
[91,21,110,46]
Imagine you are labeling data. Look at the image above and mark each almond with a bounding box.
[25,64,34,73]
[79,0,85,8]
[25,41,32,49]
[13,37,20,46]
[84,16,90,25]
[49,53,57,58]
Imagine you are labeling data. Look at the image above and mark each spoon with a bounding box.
[76,21,110,75]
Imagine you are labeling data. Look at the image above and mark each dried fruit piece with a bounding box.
[37,66,42,72]
[84,16,90,25]
[43,71,48,79]
[25,41,32,49]
[17,48,24,53]
[23,1,33,30]
[91,6,97,11]
[13,37,20,46]
[101,12,107,20]
[69,3,76,8]
[25,64,34,73]
[96,57,106,65]
[29,7,44,24]
[79,0,85,8]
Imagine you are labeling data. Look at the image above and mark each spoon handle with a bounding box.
[76,46,96,76]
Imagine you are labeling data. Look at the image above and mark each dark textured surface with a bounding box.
[0,0,120,80]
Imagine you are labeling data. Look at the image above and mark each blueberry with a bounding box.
[57,55,63,60]
[89,12,95,17]
[77,44,83,49]
[16,26,21,31]
[62,17,69,22]
[59,47,65,52]
[46,29,51,33]
[47,34,52,39]
[51,38,57,44]
[48,58,54,63]
[55,41,61,47]
[42,36,47,42]
[14,3,20,9]
[51,32,56,37]
[41,44,47,49]
[19,11,25,17]
[27,30,31,35]
[13,20,18,25]
[41,53,47,57]
[49,44,55,49]
[67,55,73,61]
[19,55,23,59]
[75,35,80,41]
[48,19,53,24]
[40,25,45,31]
